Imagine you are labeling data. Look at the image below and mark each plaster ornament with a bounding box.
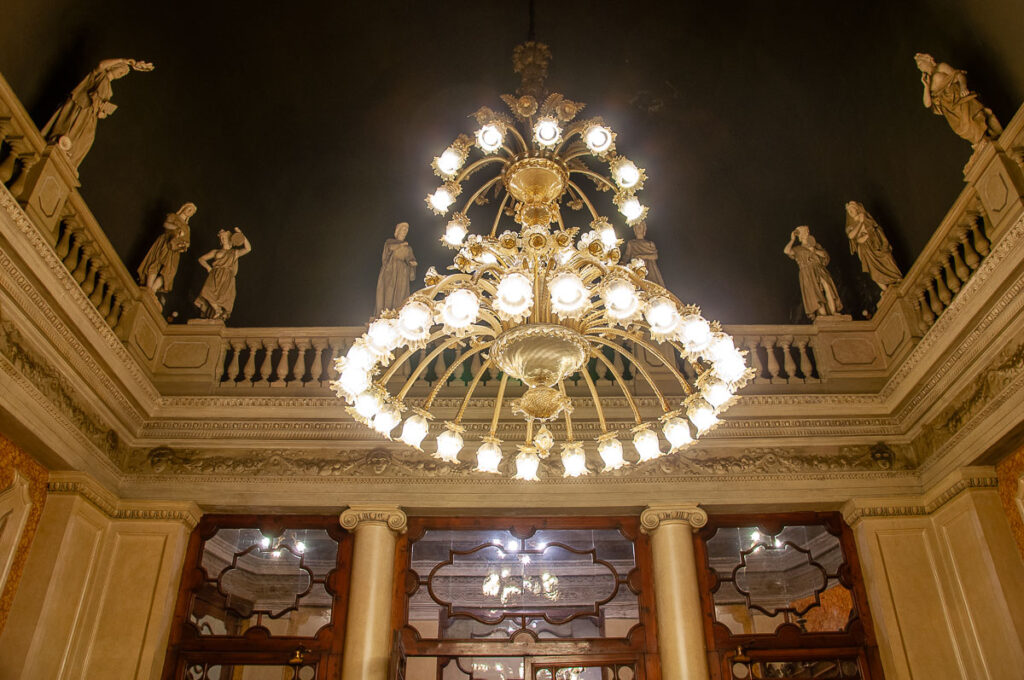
[784,226,843,320]
[137,202,196,298]
[41,59,154,170]
[375,222,418,315]
[622,221,665,286]
[845,201,902,292]
[914,53,1002,147]
[194,228,252,321]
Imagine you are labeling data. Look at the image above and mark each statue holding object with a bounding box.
[623,221,665,287]
[194,228,251,321]
[784,226,843,320]
[845,201,902,292]
[375,222,417,314]
[137,202,196,297]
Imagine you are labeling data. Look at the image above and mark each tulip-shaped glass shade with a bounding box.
[476,440,503,473]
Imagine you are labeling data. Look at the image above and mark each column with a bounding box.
[340,505,408,680]
[641,504,709,680]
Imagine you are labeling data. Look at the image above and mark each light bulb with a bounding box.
[399,414,429,448]
[372,404,401,437]
[476,440,502,473]
[687,398,719,433]
[435,428,464,463]
[354,390,382,419]
[494,272,534,319]
[645,297,681,337]
[597,437,627,471]
[534,117,562,147]
[633,428,662,462]
[338,365,370,396]
[560,443,589,477]
[596,225,618,248]
[619,196,645,222]
[476,124,504,152]
[714,350,748,383]
[603,279,640,321]
[549,272,588,315]
[678,313,712,352]
[663,417,693,451]
[514,450,541,480]
[703,378,733,408]
[533,425,554,452]
[398,301,432,342]
[611,158,641,188]
[585,124,613,153]
[429,186,456,213]
[295,541,306,554]
[436,147,464,176]
[366,319,400,354]
[344,342,375,370]
[440,289,479,330]
[706,333,737,363]
[444,217,469,246]
[260,536,271,548]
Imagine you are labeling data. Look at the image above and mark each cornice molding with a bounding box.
[339,505,407,534]
[640,504,709,533]
[47,472,202,528]
[841,467,998,526]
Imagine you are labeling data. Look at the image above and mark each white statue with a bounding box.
[623,221,665,287]
[375,222,417,314]
[784,226,842,319]
[137,202,196,297]
[845,202,902,292]
[194,228,252,321]
[41,59,154,169]
[914,53,1001,147]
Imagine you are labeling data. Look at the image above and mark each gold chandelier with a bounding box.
[332,43,753,480]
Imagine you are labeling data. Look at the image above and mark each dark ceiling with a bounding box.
[3,1,1023,327]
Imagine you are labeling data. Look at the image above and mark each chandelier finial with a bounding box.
[513,42,551,100]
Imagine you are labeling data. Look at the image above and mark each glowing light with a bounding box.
[560,442,589,477]
[585,124,614,153]
[440,289,479,330]
[702,378,733,408]
[633,428,662,461]
[399,414,429,448]
[534,117,562,147]
[354,390,383,419]
[476,124,504,152]
[344,342,375,371]
[533,425,555,452]
[645,297,681,338]
[514,450,540,480]
[476,440,502,473]
[714,349,748,383]
[494,272,534,319]
[260,537,271,549]
[619,196,645,222]
[366,319,401,354]
[444,214,469,246]
[611,158,642,188]
[372,403,401,436]
[592,221,618,248]
[427,186,456,213]
[751,530,761,542]
[687,397,719,433]
[338,366,370,397]
[706,333,737,363]
[295,541,306,554]
[678,313,712,352]
[397,301,432,343]
[597,437,627,471]
[435,427,464,463]
[549,272,589,316]
[435,147,464,176]
[603,279,640,321]
[662,417,693,451]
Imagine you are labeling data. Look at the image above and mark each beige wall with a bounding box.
[0,478,196,680]
[851,487,1024,680]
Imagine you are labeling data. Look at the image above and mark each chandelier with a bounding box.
[332,43,752,480]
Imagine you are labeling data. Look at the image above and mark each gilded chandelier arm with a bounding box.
[454,357,495,423]
[588,336,670,413]
[422,342,492,410]
[579,364,608,433]
[589,349,643,424]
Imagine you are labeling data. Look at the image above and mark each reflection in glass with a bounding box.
[185,664,316,680]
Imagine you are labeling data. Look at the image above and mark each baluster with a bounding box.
[243,340,259,384]
[88,271,107,306]
[327,342,343,381]
[950,241,970,283]
[779,336,798,382]
[275,339,294,385]
[97,278,114,318]
[970,216,990,257]
[959,227,981,270]
[80,260,98,296]
[294,338,311,385]
[8,152,39,196]
[54,221,74,258]
[62,229,83,270]
[256,339,275,386]
[796,338,816,381]
[105,288,125,328]
[72,242,93,284]
[311,339,328,385]
[113,296,131,336]
[0,135,24,184]
[941,258,960,294]
[0,117,11,154]
[225,340,245,384]
[744,338,767,383]
[761,336,782,382]
[932,266,952,306]
[915,291,935,332]
[926,279,944,316]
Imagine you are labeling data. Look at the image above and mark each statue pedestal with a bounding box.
[15,144,79,245]
[964,138,1024,241]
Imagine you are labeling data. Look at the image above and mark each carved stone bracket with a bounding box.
[339,505,408,535]
[640,504,709,533]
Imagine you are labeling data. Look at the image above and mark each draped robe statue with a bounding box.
[914,53,1001,147]
[41,59,154,169]
[194,228,251,320]
[137,202,196,296]
[375,222,417,314]
[784,226,842,319]
[845,202,902,292]
[623,222,665,287]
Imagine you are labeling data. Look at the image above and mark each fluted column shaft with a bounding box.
[340,506,408,680]
[641,504,710,680]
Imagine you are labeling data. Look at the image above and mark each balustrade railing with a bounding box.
[216,329,362,388]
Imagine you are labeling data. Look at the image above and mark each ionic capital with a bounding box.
[640,504,708,534]
[340,505,407,534]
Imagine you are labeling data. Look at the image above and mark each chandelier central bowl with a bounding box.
[502,153,569,206]
[491,324,588,389]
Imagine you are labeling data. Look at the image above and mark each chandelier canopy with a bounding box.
[332,42,753,480]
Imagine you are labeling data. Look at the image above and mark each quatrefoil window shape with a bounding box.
[730,535,830,619]
[215,543,315,620]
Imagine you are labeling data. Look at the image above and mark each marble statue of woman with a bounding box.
[784,226,842,319]
[41,58,154,169]
[845,201,902,292]
[623,221,665,287]
[914,53,1001,147]
[194,228,252,321]
[375,222,417,314]
[137,202,196,297]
